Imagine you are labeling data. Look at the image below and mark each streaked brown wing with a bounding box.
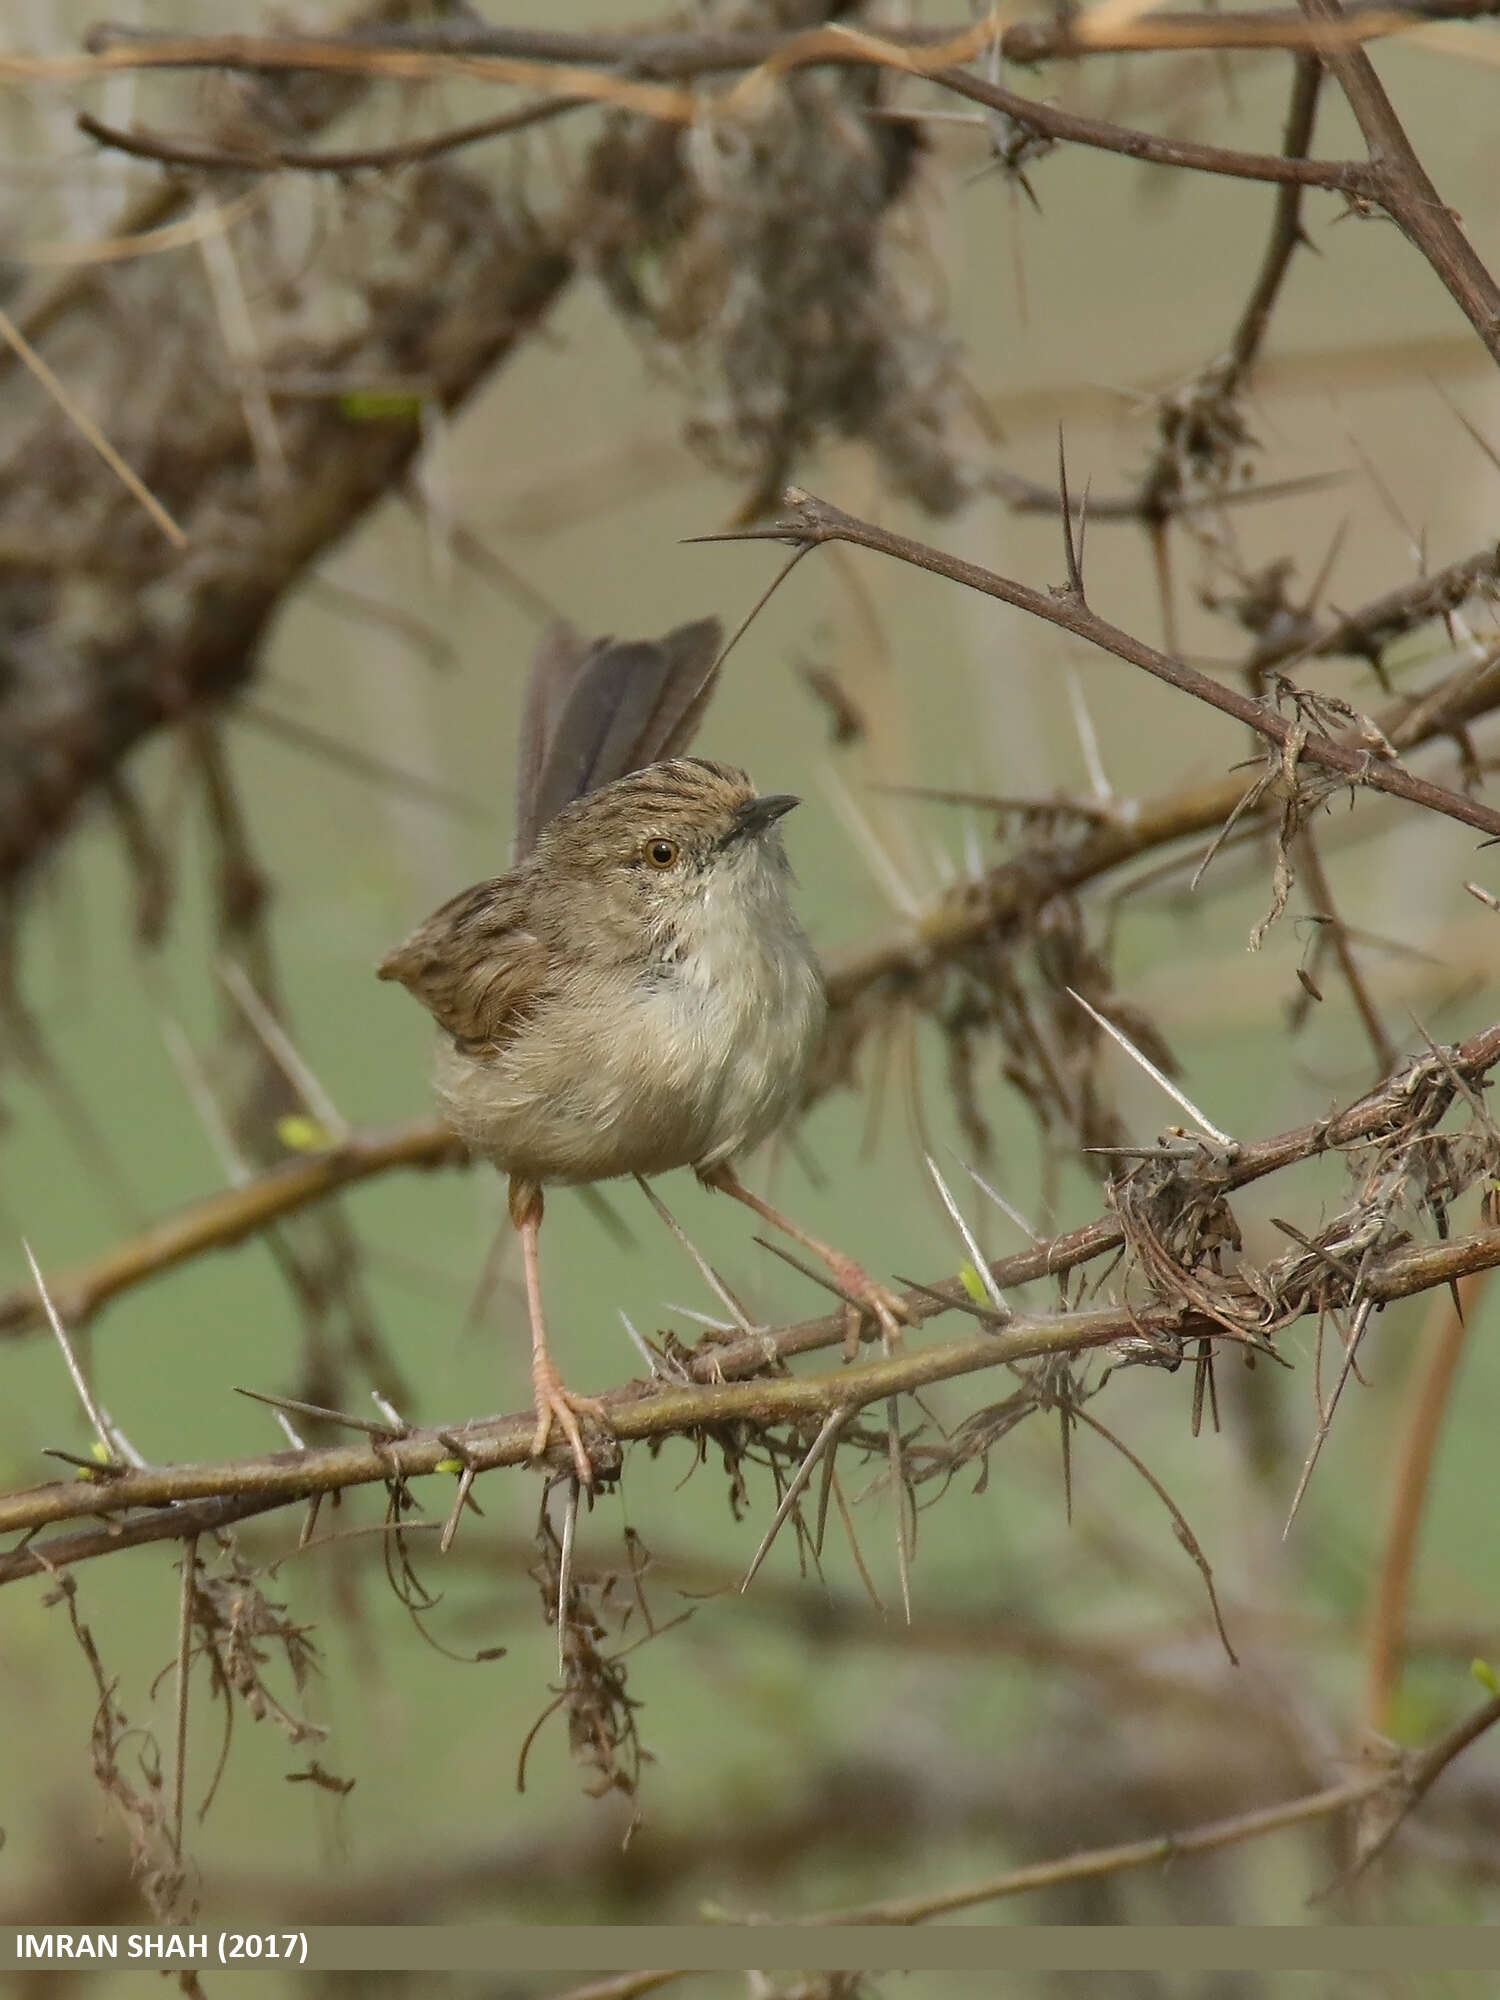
[377,874,546,1049]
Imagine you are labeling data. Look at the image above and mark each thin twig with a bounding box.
[1223,57,1324,396]
[798,1777,1382,1923]
[1283,1298,1376,1535]
[78,95,579,175]
[1296,829,1397,1075]
[1069,1405,1238,1665]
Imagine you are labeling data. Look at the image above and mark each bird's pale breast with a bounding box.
[431,859,825,1186]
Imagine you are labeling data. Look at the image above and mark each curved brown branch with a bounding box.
[0,1118,464,1340]
[927,62,1367,194]
[803,1777,1378,1924]
[53,20,1383,214]
[735,490,1500,839]
[77,95,579,174]
[33,31,697,122]
[1300,0,1500,362]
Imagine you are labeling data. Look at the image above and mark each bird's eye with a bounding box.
[646,839,679,869]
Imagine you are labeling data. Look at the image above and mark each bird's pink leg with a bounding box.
[512,1182,607,1484]
[698,1162,911,1359]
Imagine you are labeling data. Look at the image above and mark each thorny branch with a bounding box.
[6,0,1499,902]
[816,533,1500,1017]
[6,1014,1500,1571]
[0,1225,1473,1573]
[1,509,1491,1331]
[726,490,1500,839]
[1300,0,1500,363]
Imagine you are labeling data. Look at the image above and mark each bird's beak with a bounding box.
[729,793,801,842]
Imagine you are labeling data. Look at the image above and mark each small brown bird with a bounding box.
[379,617,908,1481]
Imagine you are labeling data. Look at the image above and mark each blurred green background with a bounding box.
[3,0,1500,1985]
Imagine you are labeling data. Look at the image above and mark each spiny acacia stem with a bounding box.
[750,491,1500,841]
[4,1215,1500,1577]
[4,1020,1499,1376]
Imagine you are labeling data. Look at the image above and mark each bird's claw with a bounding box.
[531,1358,609,1485]
[826,1255,912,1360]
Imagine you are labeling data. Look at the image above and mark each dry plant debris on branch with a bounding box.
[6,0,1500,1934]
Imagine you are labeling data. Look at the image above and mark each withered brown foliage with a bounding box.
[586,65,968,518]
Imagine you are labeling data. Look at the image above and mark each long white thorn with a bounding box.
[956,1156,1042,1243]
[923,1156,1011,1318]
[558,1479,579,1678]
[26,1239,116,1459]
[1067,988,1237,1149]
[740,1407,849,1594]
[1066,666,1113,804]
[635,1176,759,1335]
[218,957,350,1143]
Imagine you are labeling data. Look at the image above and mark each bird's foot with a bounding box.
[531,1354,609,1485]
[823,1254,912,1360]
